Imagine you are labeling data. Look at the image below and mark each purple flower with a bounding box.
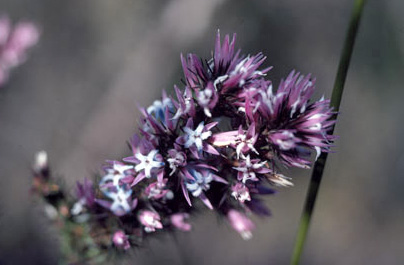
[232,78,270,118]
[75,178,95,204]
[146,91,175,123]
[133,150,164,179]
[180,166,228,209]
[213,31,271,92]
[144,179,169,200]
[227,210,255,240]
[211,124,259,158]
[221,54,269,89]
[112,230,130,250]
[170,213,192,231]
[123,135,165,185]
[196,82,218,117]
[177,119,219,158]
[167,146,187,175]
[268,130,300,151]
[272,73,333,163]
[180,31,271,96]
[231,182,251,203]
[96,161,138,216]
[101,160,135,186]
[173,85,196,119]
[233,154,271,183]
[138,210,163,233]
[96,191,138,217]
[185,169,212,197]
[71,178,96,215]
[233,71,335,168]
[142,90,178,136]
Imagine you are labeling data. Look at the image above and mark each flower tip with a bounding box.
[34,150,48,172]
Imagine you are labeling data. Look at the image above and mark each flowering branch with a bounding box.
[32,30,336,263]
[290,0,367,264]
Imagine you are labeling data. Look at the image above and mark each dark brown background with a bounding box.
[0,0,403,264]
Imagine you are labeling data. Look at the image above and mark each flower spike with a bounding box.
[31,30,337,261]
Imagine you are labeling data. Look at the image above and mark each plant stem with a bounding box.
[290,0,367,264]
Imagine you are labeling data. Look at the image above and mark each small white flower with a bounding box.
[186,170,213,197]
[109,189,133,214]
[71,198,86,215]
[167,151,186,175]
[147,98,173,121]
[233,155,269,183]
[44,204,58,220]
[276,131,296,150]
[34,150,48,172]
[184,122,212,151]
[101,163,133,188]
[134,149,164,178]
[197,89,214,117]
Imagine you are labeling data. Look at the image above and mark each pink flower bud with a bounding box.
[170,213,191,231]
[112,230,130,250]
[227,210,255,240]
[138,210,163,233]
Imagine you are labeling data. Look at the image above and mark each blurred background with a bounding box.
[0,0,403,264]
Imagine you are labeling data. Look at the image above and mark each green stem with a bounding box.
[290,0,366,264]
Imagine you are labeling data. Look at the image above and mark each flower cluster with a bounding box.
[33,31,335,255]
[0,15,40,87]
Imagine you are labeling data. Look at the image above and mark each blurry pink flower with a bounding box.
[170,213,191,231]
[144,179,169,200]
[0,16,40,87]
[112,230,130,250]
[138,210,163,233]
[227,210,255,240]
